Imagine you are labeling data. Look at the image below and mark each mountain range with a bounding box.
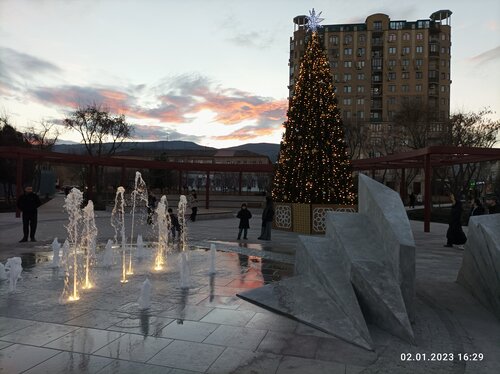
[53,141,281,163]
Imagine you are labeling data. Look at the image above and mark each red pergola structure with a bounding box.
[352,146,500,232]
[2,145,500,232]
[0,146,274,216]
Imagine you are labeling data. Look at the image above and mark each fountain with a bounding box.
[209,243,217,275]
[5,257,23,293]
[153,196,170,271]
[103,239,114,268]
[82,200,97,289]
[136,234,146,260]
[63,188,84,301]
[178,195,190,288]
[128,171,149,276]
[0,262,7,281]
[138,277,152,310]
[111,187,128,283]
[51,238,61,268]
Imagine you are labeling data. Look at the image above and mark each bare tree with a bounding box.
[23,120,60,150]
[63,104,133,204]
[343,119,369,160]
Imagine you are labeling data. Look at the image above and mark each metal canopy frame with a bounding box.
[2,145,499,232]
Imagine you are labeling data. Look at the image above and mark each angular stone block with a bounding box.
[457,214,500,320]
[357,174,416,322]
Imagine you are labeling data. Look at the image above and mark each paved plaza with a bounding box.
[0,194,499,373]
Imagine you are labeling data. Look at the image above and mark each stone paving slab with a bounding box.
[0,195,499,373]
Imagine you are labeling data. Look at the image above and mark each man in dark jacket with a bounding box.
[258,197,274,241]
[17,186,42,242]
[485,195,499,214]
[444,193,467,248]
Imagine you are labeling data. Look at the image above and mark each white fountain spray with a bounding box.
[154,195,170,271]
[82,200,97,289]
[136,234,146,260]
[5,257,23,292]
[128,171,148,275]
[111,187,127,283]
[138,277,152,310]
[209,243,217,275]
[103,239,114,268]
[51,238,61,268]
[178,195,190,288]
[63,188,84,301]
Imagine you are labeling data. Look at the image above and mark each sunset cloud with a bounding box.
[213,124,284,141]
[469,45,500,65]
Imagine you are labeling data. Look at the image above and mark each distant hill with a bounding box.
[225,143,281,163]
[53,140,281,162]
[53,140,212,154]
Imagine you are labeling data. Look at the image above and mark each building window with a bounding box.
[416,84,422,92]
[388,33,396,42]
[357,111,365,119]
[416,46,423,53]
[344,110,351,118]
[388,72,396,80]
[356,61,365,69]
[359,34,366,43]
[343,85,352,93]
[357,98,365,105]
[388,85,396,92]
[403,32,410,41]
[344,35,352,44]
[390,21,404,30]
[344,48,353,55]
[388,96,396,105]
[373,21,382,30]
[441,34,446,41]
[430,44,438,53]
[388,59,396,67]
[402,46,410,55]
[416,32,423,40]
[389,47,396,54]
[330,35,339,45]
[402,72,409,79]
[357,47,365,56]
[429,70,438,79]
[402,59,410,66]
[357,73,365,80]
[371,121,382,130]
[441,98,447,105]
[343,98,352,105]
[333,73,339,82]
[372,58,382,69]
[372,74,382,82]
[417,20,429,28]
[344,73,352,81]
[388,110,396,120]
[416,71,423,79]
[344,61,352,68]
[440,85,446,92]
[357,85,365,93]
[416,59,423,66]
[401,84,409,92]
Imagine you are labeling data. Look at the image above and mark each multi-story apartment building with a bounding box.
[289,10,452,159]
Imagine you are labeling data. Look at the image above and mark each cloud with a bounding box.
[212,123,284,141]
[227,31,275,49]
[131,125,202,143]
[469,45,500,65]
[0,47,62,95]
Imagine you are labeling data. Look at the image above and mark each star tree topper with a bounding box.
[306,8,324,32]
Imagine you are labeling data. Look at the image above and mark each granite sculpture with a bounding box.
[238,174,416,350]
[457,214,500,320]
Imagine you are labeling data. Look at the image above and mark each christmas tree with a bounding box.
[272,10,355,204]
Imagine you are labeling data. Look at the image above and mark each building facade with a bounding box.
[289,10,452,159]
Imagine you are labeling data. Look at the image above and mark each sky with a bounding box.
[1,0,499,148]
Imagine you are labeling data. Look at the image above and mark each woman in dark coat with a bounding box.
[469,198,485,217]
[236,203,252,240]
[258,197,274,241]
[445,193,467,247]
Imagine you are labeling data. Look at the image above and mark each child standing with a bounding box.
[237,203,252,240]
[168,208,181,240]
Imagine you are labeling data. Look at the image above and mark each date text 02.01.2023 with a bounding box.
[401,353,484,361]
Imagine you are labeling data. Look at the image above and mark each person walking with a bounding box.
[168,208,181,240]
[469,198,485,217]
[444,192,467,248]
[258,197,274,241]
[236,203,252,240]
[485,195,499,214]
[147,194,157,225]
[17,186,42,242]
[188,190,198,222]
[409,192,416,209]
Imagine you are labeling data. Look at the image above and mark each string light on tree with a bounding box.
[272,9,355,205]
